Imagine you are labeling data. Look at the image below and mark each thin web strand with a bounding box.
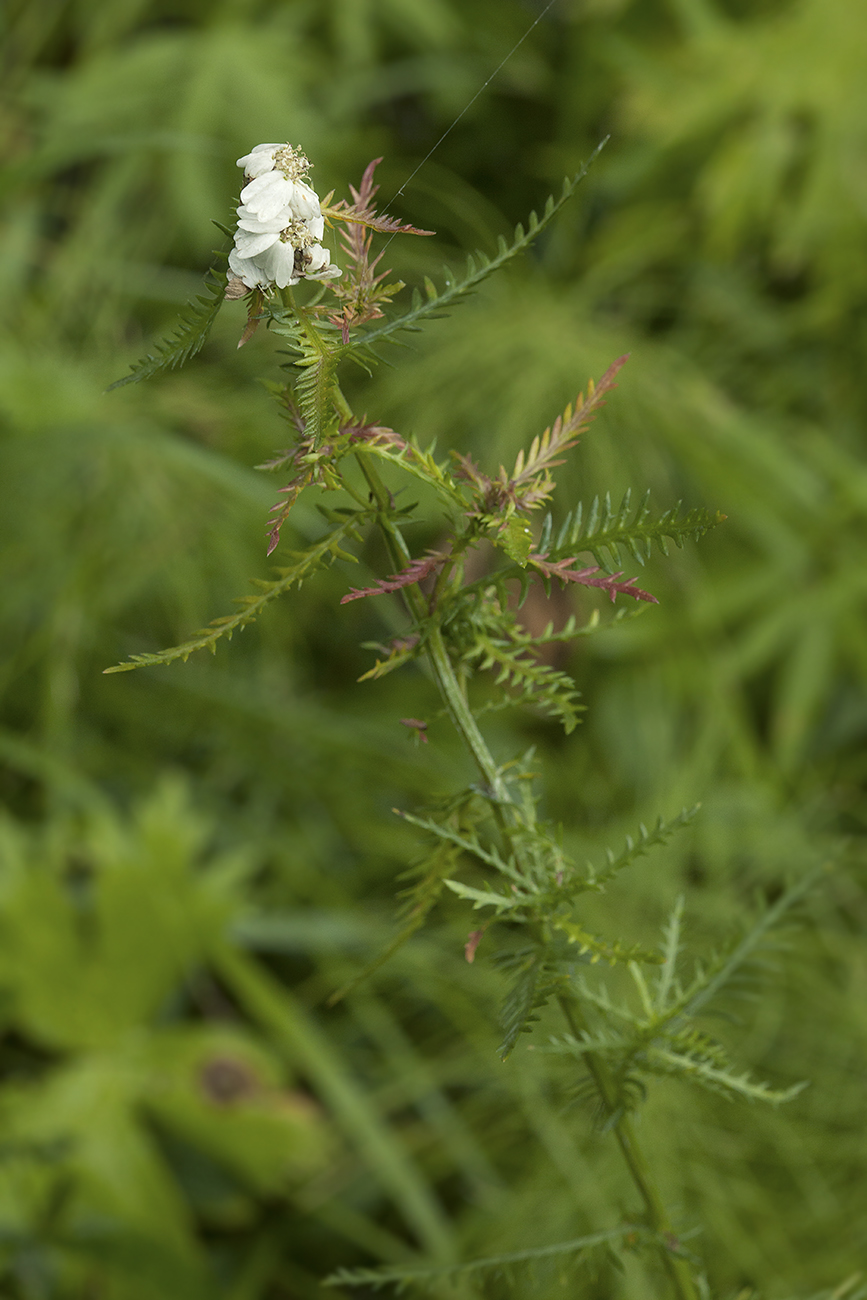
[380,0,560,252]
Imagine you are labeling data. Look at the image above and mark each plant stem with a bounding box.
[420,598,697,1295]
[350,440,508,801]
[420,608,698,1296]
[339,387,697,1299]
[557,997,699,1300]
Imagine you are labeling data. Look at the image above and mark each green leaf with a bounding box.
[552,492,726,571]
[497,948,552,1060]
[343,152,607,357]
[462,630,585,733]
[497,517,534,567]
[270,308,342,447]
[105,516,370,673]
[0,782,245,1050]
[106,267,227,391]
[551,918,662,966]
[323,1224,649,1291]
[443,877,523,915]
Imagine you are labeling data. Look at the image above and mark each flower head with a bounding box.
[228,143,341,293]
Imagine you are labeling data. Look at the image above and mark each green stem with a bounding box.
[417,567,696,1294]
[331,373,506,801]
[354,443,508,801]
[330,377,694,1298]
[425,625,507,801]
[557,997,699,1300]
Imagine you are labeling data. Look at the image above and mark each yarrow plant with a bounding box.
[108,143,822,1298]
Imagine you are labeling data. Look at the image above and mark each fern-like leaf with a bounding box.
[681,861,827,1019]
[341,549,449,604]
[106,267,227,390]
[463,630,585,732]
[645,1040,807,1106]
[550,919,662,967]
[342,152,605,358]
[358,634,422,681]
[583,808,700,892]
[454,355,630,520]
[351,425,466,507]
[497,947,554,1060]
[269,310,343,446]
[442,877,525,916]
[463,614,642,711]
[397,811,519,876]
[529,553,657,604]
[655,895,686,1012]
[542,1027,634,1059]
[511,357,628,500]
[546,492,726,571]
[104,515,369,673]
[458,495,720,605]
[322,1225,650,1292]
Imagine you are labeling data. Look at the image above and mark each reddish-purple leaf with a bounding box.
[343,420,406,450]
[400,717,429,744]
[323,159,434,337]
[464,930,484,964]
[341,550,448,604]
[530,553,657,604]
[237,288,265,349]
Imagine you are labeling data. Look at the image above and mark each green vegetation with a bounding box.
[1,1,865,1296]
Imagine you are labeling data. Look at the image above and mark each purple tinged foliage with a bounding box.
[265,421,406,557]
[324,159,434,343]
[530,554,657,604]
[400,718,429,744]
[341,551,449,604]
[453,354,630,520]
[464,930,484,963]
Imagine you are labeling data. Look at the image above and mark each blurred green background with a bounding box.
[1,0,866,1295]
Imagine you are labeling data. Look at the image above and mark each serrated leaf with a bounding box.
[105,516,371,673]
[107,268,227,390]
[552,918,662,965]
[342,150,607,358]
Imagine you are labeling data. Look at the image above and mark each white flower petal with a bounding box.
[240,172,298,220]
[227,249,271,289]
[235,143,283,177]
[303,245,329,273]
[233,228,280,259]
[235,205,292,234]
[299,244,342,280]
[258,240,301,289]
[241,153,277,179]
[290,181,321,221]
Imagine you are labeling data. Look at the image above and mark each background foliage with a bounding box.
[1,0,865,1295]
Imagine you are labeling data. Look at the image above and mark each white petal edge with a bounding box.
[227,249,271,289]
[240,172,298,220]
[258,241,301,289]
[235,143,282,177]
[233,228,280,259]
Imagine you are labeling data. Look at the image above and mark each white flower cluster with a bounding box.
[227,143,341,292]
